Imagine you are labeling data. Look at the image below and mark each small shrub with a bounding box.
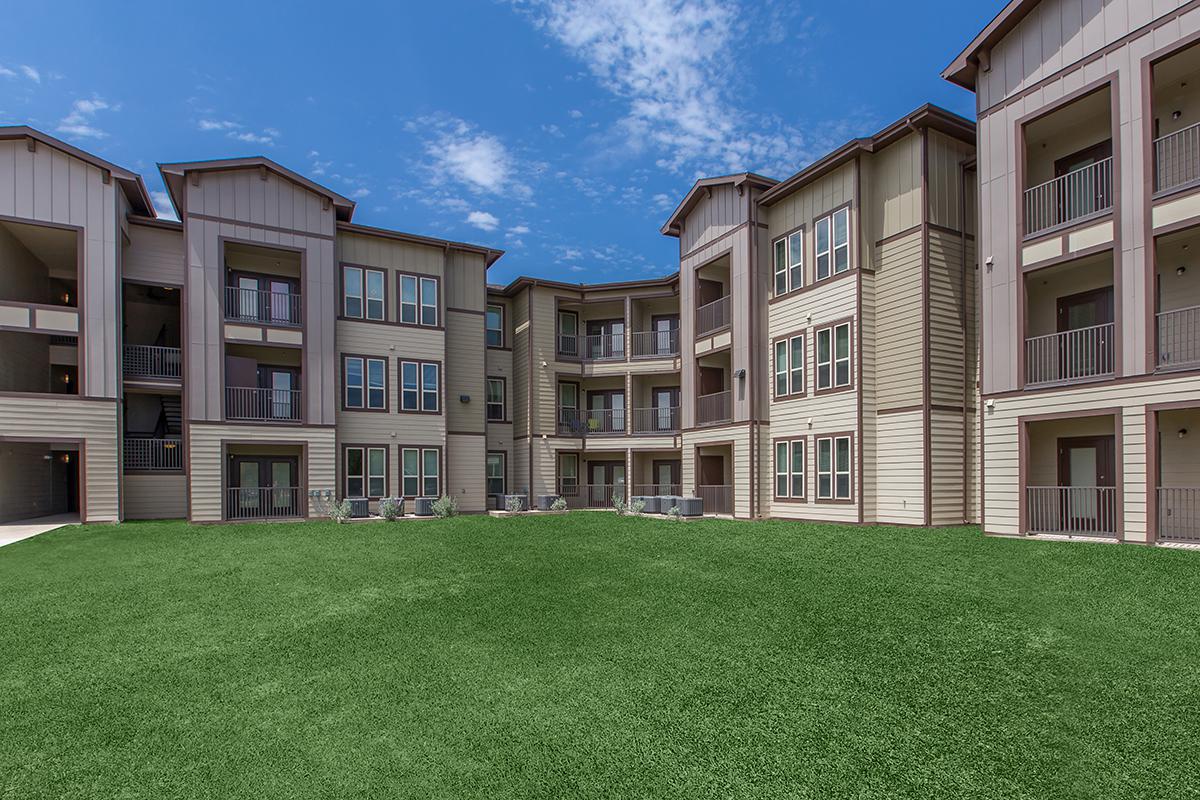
[611,492,627,515]
[629,499,646,516]
[550,496,568,512]
[329,499,353,524]
[505,495,525,514]
[431,495,458,518]
[666,505,683,522]
[379,497,403,521]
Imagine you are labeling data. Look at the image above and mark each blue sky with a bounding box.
[1,0,994,285]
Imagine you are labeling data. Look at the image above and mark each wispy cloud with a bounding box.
[408,114,532,199]
[198,119,278,146]
[57,96,113,139]
[512,0,848,177]
[0,66,16,78]
[19,65,40,83]
[151,190,178,221]
[466,210,500,231]
[507,225,530,235]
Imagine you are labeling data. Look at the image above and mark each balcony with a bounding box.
[1023,158,1113,236]
[695,485,733,516]
[124,437,183,472]
[224,285,302,327]
[1157,306,1200,370]
[696,390,731,427]
[123,344,182,380]
[557,407,626,436]
[1024,323,1114,386]
[1152,40,1200,195]
[558,482,626,510]
[225,486,303,520]
[1026,486,1117,537]
[631,329,679,358]
[695,295,730,336]
[225,387,302,422]
[631,406,680,434]
[1154,123,1200,195]
[632,483,682,497]
[1157,488,1200,543]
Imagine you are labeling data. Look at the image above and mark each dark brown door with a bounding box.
[699,455,724,486]
[652,459,681,494]
[697,278,723,306]
[698,367,724,396]
[1056,287,1114,332]
[225,355,258,387]
[1057,435,1116,532]
[1056,287,1114,378]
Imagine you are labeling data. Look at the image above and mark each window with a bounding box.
[815,322,852,391]
[558,311,579,356]
[345,446,387,498]
[344,356,386,410]
[486,378,505,421]
[817,435,852,500]
[774,439,806,499]
[486,304,504,347]
[399,361,440,412]
[400,275,418,325]
[420,277,438,326]
[365,269,385,321]
[773,230,805,295]
[400,447,440,497]
[815,208,850,281]
[558,453,578,495]
[486,452,505,496]
[343,266,363,318]
[774,334,806,398]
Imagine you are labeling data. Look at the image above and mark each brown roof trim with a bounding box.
[0,125,154,216]
[127,214,182,231]
[159,156,357,222]
[942,0,1038,91]
[758,105,975,207]
[660,172,778,237]
[336,221,504,267]
[487,272,679,297]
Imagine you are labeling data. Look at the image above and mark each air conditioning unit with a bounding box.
[632,496,661,514]
[536,494,560,511]
[658,495,683,514]
[414,497,435,517]
[678,497,704,517]
[347,497,369,518]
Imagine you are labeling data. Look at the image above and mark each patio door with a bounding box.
[1054,139,1112,221]
[588,461,625,507]
[230,456,299,518]
[588,390,625,433]
[258,366,297,421]
[652,387,679,431]
[587,319,625,359]
[652,459,680,495]
[1056,287,1114,379]
[1057,436,1115,533]
[651,315,678,355]
[268,279,294,324]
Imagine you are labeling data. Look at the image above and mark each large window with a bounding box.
[343,266,386,321]
[774,439,806,499]
[399,361,440,412]
[486,377,506,421]
[343,356,387,410]
[398,274,439,327]
[557,311,579,356]
[558,453,579,496]
[772,228,804,296]
[401,447,440,497]
[815,322,852,391]
[816,435,852,501]
[345,446,387,498]
[773,333,805,399]
[815,207,850,281]
[486,452,505,496]
[486,304,504,347]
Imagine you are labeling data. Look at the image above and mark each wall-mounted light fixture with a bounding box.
[1173,110,1183,120]
[460,394,470,403]
[1179,428,1190,439]
[734,368,746,380]
[1178,266,1187,276]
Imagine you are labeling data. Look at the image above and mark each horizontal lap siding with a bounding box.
[874,232,923,410]
[124,224,184,286]
[531,287,563,436]
[875,410,925,525]
[446,433,485,513]
[930,410,968,526]
[860,270,877,523]
[928,230,970,408]
[0,396,118,521]
[124,474,186,519]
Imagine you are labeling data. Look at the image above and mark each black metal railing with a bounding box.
[225,486,303,520]
[225,387,302,422]
[123,345,182,379]
[224,286,302,327]
[124,437,183,471]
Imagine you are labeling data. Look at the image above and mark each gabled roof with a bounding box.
[488,272,679,297]
[758,105,975,207]
[158,155,357,222]
[0,126,154,216]
[942,0,1039,91]
[337,220,504,268]
[659,173,778,237]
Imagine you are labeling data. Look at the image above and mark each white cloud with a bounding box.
[198,119,239,131]
[569,265,586,272]
[513,0,842,177]
[0,66,17,78]
[349,188,371,199]
[19,65,40,83]
[568,109,583,119]
[57,97,112,139]
[466,210,500,231]
[229,130,274,145]
[150,190,178,221]
[507,225,530,236]
[409,114,530,199]
[651,192,674,211]
[198,119,277,146]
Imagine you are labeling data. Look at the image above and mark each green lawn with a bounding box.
[1,515,1198,799]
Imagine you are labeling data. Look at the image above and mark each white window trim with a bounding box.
[343,266,364,318]
[400,361,419,411]
[419,277,438,327]
[486,378,505,421]
[365,269,385,321]
[344,356,364,408]
[816,436,851,500]
[815,323,851,390]
[832,207,850,275]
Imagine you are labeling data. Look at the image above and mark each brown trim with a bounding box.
[485,375,508,423]
[1019,240,1114,274]
[770,435,808,504]
[485,449,507,497]
[812,316,856,395]
[447,306,486,316]
[485,301,506,348]
[340,353,390,412]
[878,404,924,416]
[981,363,1200,400]
[395,270,443,330]
[218,438,310,522]
[769,222,807,299]
[770,328,808,401]
[766,265,859,305]
[813,431,855,505]
[876,223,924,248]
[921,129,933,527]
[854,155,865,525]
[338,221,503,267]
[395,444,444,499]
[811,201,855,284]
[396,358,443,415]
[338,263,389,323]
[341,443,390,500]
[187,211,335,241]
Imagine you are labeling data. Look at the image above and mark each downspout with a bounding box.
[958,159,972,524]
[746,182,757,519]
[527,282,536,498]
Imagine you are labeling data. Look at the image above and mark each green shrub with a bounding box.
[431,495,459,518]
[378,497,403,521]
[329,499,353,524]
[505,495,525,514]
[550,496,568,512]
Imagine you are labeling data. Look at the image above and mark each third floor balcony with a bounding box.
[1023,252,1115,388]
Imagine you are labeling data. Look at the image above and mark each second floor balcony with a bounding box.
[1024,323,1115,387]
[123,344,182,380]
[695,295,730,337]
[1022,253,1115,387]
[695,390,731,427]
[224,285,302,327]
[1023,157,1113,236]
[225,386,302,422]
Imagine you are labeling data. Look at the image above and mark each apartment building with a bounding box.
[945,0,1200,542]
[0,127,501,524]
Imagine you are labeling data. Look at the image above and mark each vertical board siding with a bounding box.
[864,134,922,242]
[926,131,976,233]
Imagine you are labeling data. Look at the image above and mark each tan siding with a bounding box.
[124,474,186,519]
[926,131,975,233]
[874,231,923,409]
[860,269,877,523]
[928,229,971,407]
[863,133,922,244]
[124,224,184,286]
[678,183,743,257]
[446,433,486,512]
[875,410,925,525]
[930,409,968,525]
[445,310,485,434]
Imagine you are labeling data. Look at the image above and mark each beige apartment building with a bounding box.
[946,0,1200,543]
[0,106,977,526]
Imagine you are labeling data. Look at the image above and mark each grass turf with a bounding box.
[0,515,1198,799]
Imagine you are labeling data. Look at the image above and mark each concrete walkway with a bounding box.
[0,514,79,548]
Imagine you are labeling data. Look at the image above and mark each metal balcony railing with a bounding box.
[631,406,680,434]
[1157,487,1200,542]
[557,482,626,509]
[1025,323,1114,386]
[1026,486,1117,537]
[696,295,730,336]
[1023,156,1113,236]
[557,407,626,435]
[631,329,679,358]
[581,333,625,360]
[124,437,183,471]
[225,387,302,422]
[123,345,182,380]
[1154,122,1200,194]
[1157,305,1200,370]
[224,286,302,327]
[632,483,682,498]
[696,485,733,515]
[225,486,303,520]
[557,334,579,359]
[696,390,731,426]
